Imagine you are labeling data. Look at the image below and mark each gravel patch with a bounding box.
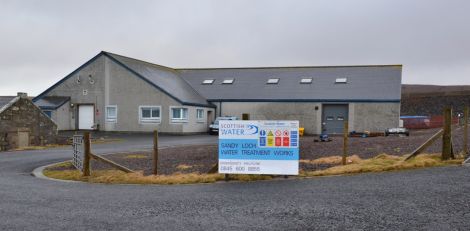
[51,127,469,175]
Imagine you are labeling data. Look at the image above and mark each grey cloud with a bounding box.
[0,0,469,95]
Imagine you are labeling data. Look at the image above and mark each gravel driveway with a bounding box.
[79,127,470,175]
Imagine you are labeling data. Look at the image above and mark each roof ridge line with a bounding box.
[102,51,178,73]
[176,64,403,71]
[102,51,402,70]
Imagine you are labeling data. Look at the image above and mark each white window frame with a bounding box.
[196,108,205,122]
[267,78,279,84]
[170,106,189,123]
[139,105,161,124]
[105,105,118,123]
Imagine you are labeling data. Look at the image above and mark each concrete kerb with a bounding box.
[29,144,218,185]
[32,161,84,184]
[463,156,470,166]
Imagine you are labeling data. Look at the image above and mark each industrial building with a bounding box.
[33,51,402,134]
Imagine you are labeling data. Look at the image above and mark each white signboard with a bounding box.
[218,120,299,175]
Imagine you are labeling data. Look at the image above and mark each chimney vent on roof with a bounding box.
[17,92,28,98]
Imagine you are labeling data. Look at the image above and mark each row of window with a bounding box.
[105,106,205,124]
[201,78,348,85]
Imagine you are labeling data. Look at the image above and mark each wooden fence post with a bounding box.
[464,107,469,156]
[342,120,349,165]
[83,132,91,176]
[153,130,158,175]
[442,107,452,160]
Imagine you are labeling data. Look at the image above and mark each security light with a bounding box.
[88,75,95,84]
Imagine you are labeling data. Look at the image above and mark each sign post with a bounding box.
[218,120,299,175]
[153,130,159,175]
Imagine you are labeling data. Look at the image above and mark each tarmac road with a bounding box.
[1,134,470,230]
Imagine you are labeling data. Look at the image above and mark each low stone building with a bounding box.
[0,93,58,151]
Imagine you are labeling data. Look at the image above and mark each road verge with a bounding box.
[35,153,463,185]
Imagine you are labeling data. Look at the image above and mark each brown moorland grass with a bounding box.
[44,163,273,184]
[301,153,463,177]
[123,154,148,159]
[14,144,66,151]
[175,164,193,170]
[300,155,362,165]
[43,153,463,185]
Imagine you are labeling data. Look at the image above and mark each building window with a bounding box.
[222,79,234,84]
[106,106,117,123]
[139,106,161,123]
[196,109,204,122]
[335,78,348,84]
[43,110,52,118]
[267,78,279,84]
[202,79,214,85]
[300,78,313,84]
[171,107,188,122]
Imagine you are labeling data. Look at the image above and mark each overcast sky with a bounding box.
[1,0,469,96]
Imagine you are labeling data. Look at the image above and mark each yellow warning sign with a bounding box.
[267,130,274,146]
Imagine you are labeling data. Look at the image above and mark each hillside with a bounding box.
[401,84,470,116]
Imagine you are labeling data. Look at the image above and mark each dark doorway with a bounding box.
[322,104,348,134]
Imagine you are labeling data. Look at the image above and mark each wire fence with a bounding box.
[402,116,467,129]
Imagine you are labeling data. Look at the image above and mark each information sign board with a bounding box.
[218,120,299,175]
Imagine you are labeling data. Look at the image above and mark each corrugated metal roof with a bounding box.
[104,52,213,107]
[178,66,402,101]
[35,96,70,109]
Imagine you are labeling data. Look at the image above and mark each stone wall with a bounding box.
[0,97,58,150]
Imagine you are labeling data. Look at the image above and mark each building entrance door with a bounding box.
[78,105,94,130]
[322,104,348,134]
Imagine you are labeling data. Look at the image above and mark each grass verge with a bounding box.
[43,153,463,185]
[43,162,272,184]
[301,153,463,177]
[14,144,66,151]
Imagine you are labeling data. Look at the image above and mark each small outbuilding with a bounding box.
[0,93,58,151]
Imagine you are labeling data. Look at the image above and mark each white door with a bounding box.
[78,105,94,130]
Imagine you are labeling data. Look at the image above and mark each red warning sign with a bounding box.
[275,130,282,136]
[282,137,289,146]
[283,130,289,136]
[275,137,282,146]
